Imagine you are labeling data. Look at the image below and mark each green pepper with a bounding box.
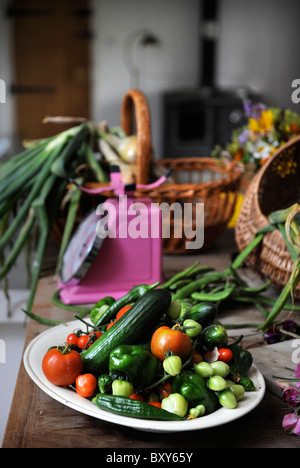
[98,374,112,394]
[171,370,219,415]
[93,282,160,327]
[229,343,253,377]
[90,296,116,326]
[109,345,159,388]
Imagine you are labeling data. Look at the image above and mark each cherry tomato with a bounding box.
[106,321,115,330]
[77,334,90,349]
[75,373,97,398]
[129,393,145,402]
[217,348,233,363]
[158,381,172,399]
[42,345,83,387]
[150,326,192,362]
[191,350,204,364]
[115,304,132,321]
[89,331,102,341]
[66,333,79,347]
[148,401,161,408]
[77,331,101,349]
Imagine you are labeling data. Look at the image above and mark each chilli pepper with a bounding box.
[92,282,160,327]
[171,370,219,415]
[89,296,116,326]
[228,343,253,377]
[109,345,159,388]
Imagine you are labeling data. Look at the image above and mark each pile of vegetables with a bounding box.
[0,121,138,317]
[42,284,255,422]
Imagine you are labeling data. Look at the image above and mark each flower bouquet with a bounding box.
[213,100,300,175]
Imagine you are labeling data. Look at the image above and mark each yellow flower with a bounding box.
[248,110,274,134]
[259,109,273,132]
[249,118,260,133]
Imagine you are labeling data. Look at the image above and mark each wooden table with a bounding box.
[2,230,299,449]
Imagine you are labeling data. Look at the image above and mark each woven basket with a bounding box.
[137,157,242,253]
[235,135,300,299]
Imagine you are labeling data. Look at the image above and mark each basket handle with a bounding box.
[121,89,152,185]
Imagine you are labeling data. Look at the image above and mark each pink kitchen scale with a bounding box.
[58,166,171,305]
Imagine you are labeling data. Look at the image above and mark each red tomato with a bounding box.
[148,401,161,408]
[158,381,172,399]
[191,350,204,364]
[77,331,101,349]
[150,326,192,362]
[77,334,90,349]
[42,346,84,387]
[106,321,115,330]
[75,373,97,398]
[115,304,132,321]
[217,348,233,363]
[129,393,145,402]
[66,333,79,347]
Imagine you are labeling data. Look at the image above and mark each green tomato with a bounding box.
[166,301,182,320]
[210,361,230,378]
[208,375,227,392]
[229,384,245,401]
[163,355,182,376]
[161,393,188,417]
[183,319,202,337]
[189,404,206,418]
[112,379,133,397]
[219,389,237,409]
[194,361,213,378]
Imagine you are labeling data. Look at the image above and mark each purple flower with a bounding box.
[295,417,300,435]
[264,326,281,344]
[295,363,300,379]
[281,320,298,333]
[243,100,267,119]
[238,129,250,146]
[282,386,300,410]
[282,413,299,434]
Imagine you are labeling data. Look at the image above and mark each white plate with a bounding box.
[23,320,266,433]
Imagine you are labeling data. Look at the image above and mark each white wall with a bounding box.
[90,0,201,159]
[216,0,300,112]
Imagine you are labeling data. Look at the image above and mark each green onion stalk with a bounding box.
[0,122,109,322]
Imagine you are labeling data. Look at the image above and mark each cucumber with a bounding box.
[182,302,217,328]
[92,394,183,421]
[81,289,172,375]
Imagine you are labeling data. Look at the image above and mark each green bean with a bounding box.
[22,308,66,326]
[191,283,236,302]
[51,289,91,317]
[172,272,228,300]
[160,261,200,289]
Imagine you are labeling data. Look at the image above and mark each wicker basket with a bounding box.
[137,157,242,253]
[235,135,300,299]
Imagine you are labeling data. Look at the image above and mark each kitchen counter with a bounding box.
[2,230,299,449]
